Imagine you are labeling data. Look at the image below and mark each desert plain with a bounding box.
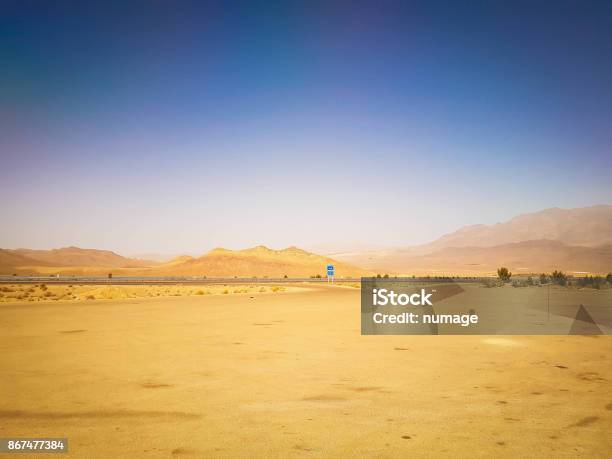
[1,283,611,458]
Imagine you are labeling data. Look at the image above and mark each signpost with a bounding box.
[327,264,334,283]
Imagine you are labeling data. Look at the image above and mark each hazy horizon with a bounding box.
[2,2,611,254]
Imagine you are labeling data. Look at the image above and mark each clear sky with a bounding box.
[1,1,611,256]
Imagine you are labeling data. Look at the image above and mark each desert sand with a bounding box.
[1,284,611,457]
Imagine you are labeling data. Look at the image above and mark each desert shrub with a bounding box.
[44,291,53,297]
[551,270,567,286]
[271,286,282,292]
[526,276,534,286]
[482,278,502,288]
[606,273,612,284]
[497,267,512,282]
[578,275,604,289]
[259,287,266,292]
[40,284,48,291]
[222,289,229,294]
[86,295,95,300]
[1,287,15,293]
[195,290,205,295]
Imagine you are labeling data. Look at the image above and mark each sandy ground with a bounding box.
[0,285,611,458]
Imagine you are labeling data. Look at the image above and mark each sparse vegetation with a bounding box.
[512,279,528,287]
[0,283,302,303]
[481,278,502,288]
[577,275,604,289]
[551,270,567,286]
[497,267,512,282]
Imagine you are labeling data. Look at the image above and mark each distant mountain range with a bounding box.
[334,205,612,275]
[0,245,369,277]
[4,247,156,268]
[1,206,610,277]
[419,205,612,250]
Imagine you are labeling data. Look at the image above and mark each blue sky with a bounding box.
[1,1,611,255]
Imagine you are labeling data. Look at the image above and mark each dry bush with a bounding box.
[86,295,95,300]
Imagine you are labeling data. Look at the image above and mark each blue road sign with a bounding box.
[327,264,334,271]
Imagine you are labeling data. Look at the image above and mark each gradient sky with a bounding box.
[1,1,611,256]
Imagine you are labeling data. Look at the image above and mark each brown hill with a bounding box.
[421,205,612,251]
[353,240,612,275]
[334,205,612,275]
[0,249,53,273]
[151,245,370,277]
[0,245,370,278]
[0,247,155,275]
